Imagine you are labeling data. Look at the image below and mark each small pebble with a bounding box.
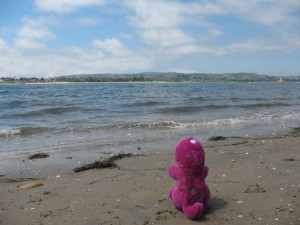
[238,214,243,218]
[237,201,243,204]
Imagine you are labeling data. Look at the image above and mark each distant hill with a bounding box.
[55,72,300,82]
[2,72,300,83]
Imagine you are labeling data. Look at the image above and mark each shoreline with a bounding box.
[0,128,297,178]
[0,131,299,225]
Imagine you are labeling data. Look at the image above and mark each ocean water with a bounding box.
[1,82,300,159]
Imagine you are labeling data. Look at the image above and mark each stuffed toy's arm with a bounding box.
[169,165,179,180]
[202,165,209,179]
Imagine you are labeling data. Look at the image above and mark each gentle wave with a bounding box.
[6,100,25,107]
[157,106,204,114]
[14,107,81,117]
[124,101,162,107]
[0,127,53,138]
[66,111,300,133]
[240,102,291,108]
[158,102,292,114]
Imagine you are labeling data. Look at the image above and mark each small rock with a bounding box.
[284,158,295,162]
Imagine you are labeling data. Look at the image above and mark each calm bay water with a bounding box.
[1,82,300,158]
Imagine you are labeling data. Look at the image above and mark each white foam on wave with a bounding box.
[172,111,300,129]
[0,128,21,137]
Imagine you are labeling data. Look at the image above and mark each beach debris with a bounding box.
[284,158,295,162]
[237,214,243,218]
[237,201,243,204]
[208,136,228,141]
[73,152,133,172]
[28,153,49,160]
[245,184,266,193]
[106,151,133,162]
[73,160,117,173]
[289,127,300,137]
[65,156,73,159]
[0,173,10,177]
[0,177,39,183]
[18,182,43,189]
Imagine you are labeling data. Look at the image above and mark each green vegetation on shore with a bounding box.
[1,72,300,83]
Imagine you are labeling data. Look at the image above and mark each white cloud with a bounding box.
[77,17,101,26]
[126,0,209,47]
[0,39,151,76]
[0,39,8,50]
[93,38,132,56]
[140,28,194,47]
[35,0,105,13]
[17,25,55,40]
[14,38,46,49]
[216,0,300,26]
[14,17,55,50]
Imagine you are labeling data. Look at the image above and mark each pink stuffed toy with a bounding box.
[169,137,210,220]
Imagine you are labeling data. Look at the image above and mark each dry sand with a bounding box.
[0,134,299,225]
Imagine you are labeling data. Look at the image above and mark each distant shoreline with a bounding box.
[1,80,300,85]
[1,72,300,83]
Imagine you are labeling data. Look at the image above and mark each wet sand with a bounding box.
[0,134,299,225]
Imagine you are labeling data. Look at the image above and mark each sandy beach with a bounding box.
[0,133,299,225]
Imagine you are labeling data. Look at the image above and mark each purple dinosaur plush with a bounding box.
[169,137,210,220]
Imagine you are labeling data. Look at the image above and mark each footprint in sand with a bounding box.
[245,184,266,193]
[155,209,177,221]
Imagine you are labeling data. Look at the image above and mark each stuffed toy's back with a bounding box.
[169,137,210,220]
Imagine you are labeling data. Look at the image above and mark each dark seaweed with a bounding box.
[72,151,133,173]
[29,153,49,160]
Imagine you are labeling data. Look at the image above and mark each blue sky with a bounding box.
[0,0,300,77]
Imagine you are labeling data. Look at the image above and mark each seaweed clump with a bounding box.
[73,151,133,173]
[29,153,49,160]
[289,127,300,137]
[208,136,228,141]
[0,178,39,183]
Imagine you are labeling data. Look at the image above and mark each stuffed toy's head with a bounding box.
[175,137,205,170]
